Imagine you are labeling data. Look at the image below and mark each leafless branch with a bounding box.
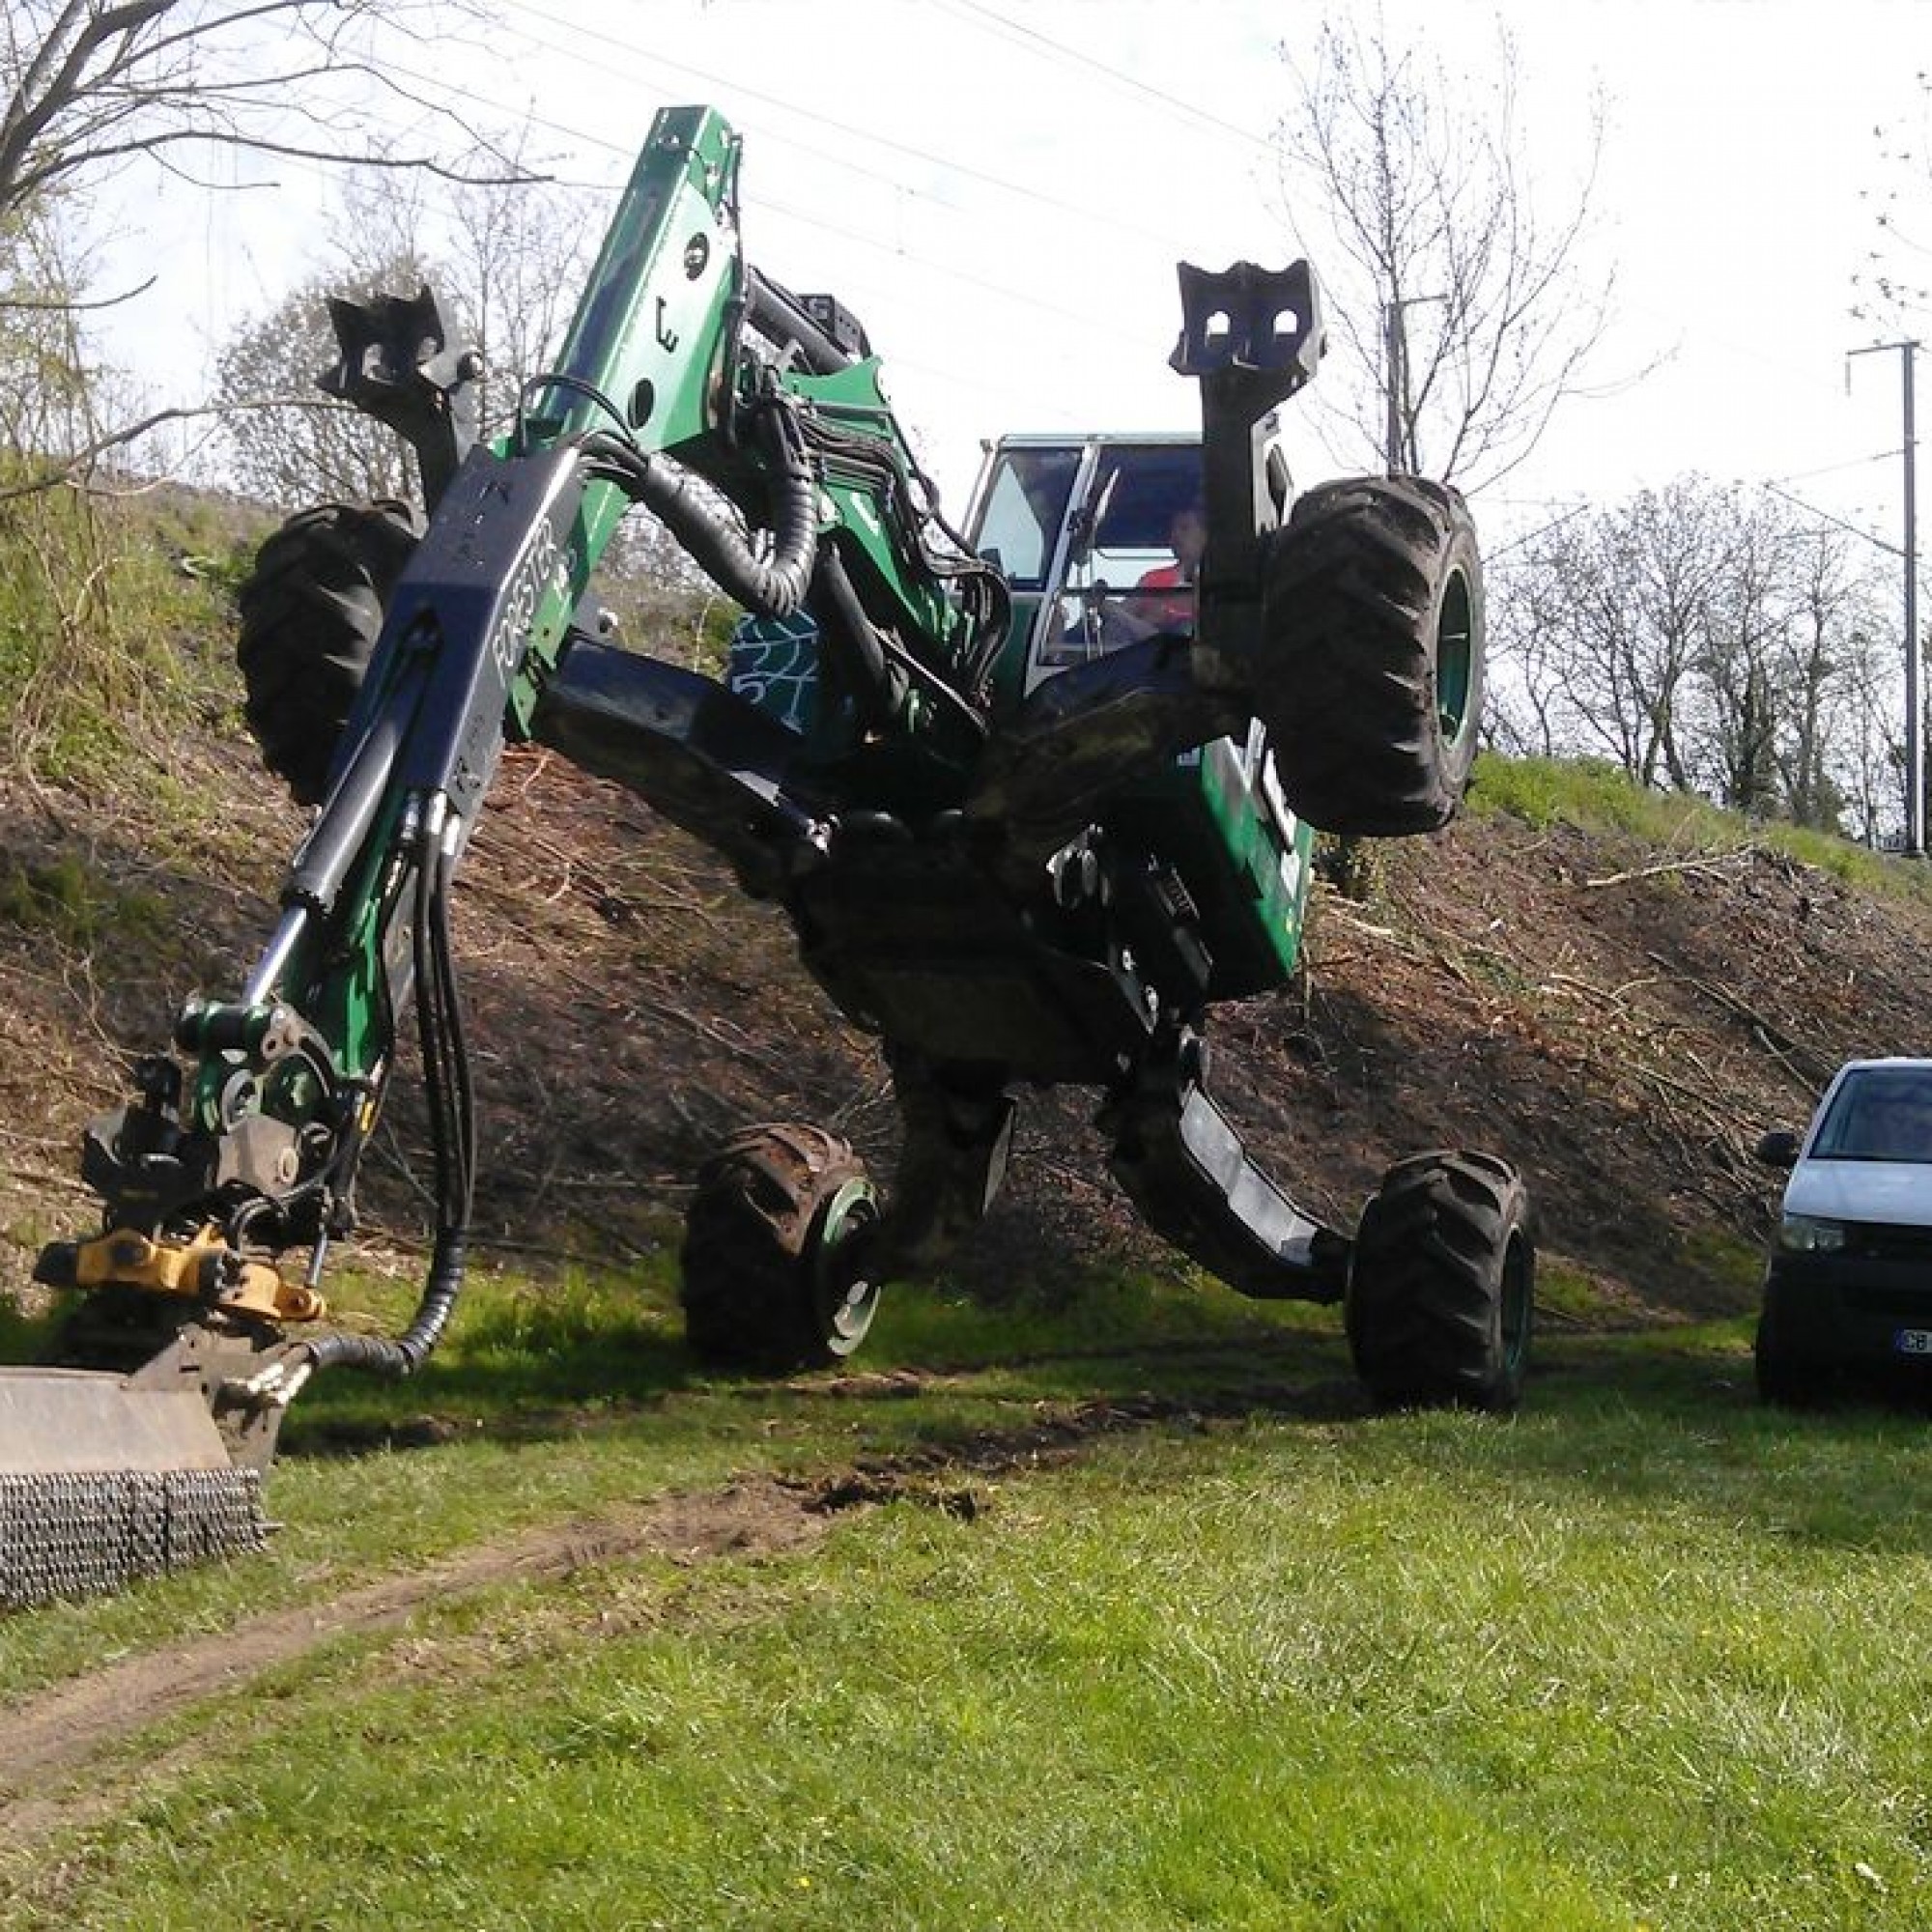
[0,272,154,312]
[0,1,537,224]
[1269,11,1622,488]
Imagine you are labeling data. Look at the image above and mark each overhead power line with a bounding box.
[1762,447,1905,489]
[496,0,1192,250]
[929,0,1277,151]
[1759,482,1906,559]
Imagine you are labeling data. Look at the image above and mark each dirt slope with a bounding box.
[7,720,1931,1328]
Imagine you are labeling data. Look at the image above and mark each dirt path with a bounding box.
[0,1474,835,1848]
[0,1386,1309,1851]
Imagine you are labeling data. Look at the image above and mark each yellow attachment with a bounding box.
[72,1226,327,1324]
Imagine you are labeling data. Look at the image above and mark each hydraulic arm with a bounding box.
[8,104,1009,1601]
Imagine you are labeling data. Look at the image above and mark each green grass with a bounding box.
[0,485,245,787]
[7,1268,1932,1929]
[0,1254,1343,1696]
[0,850,170,950]
[1469,753,1932,910]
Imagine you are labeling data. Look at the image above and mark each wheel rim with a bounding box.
[813,1178,883,1358]
[1435,568,1475,749]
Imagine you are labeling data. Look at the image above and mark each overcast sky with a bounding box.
[103,0,1932,558]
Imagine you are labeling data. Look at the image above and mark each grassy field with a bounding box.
[4,1257,1932,1931]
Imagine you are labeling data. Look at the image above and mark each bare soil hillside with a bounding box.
[7,715,1931,1333]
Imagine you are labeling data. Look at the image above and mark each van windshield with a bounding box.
[1811,1067,1932,1163]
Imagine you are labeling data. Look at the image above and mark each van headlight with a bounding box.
[1778,1214,1848,1254]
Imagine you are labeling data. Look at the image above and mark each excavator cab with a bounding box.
[968,435,1208,702]
[958,430,1315,1000]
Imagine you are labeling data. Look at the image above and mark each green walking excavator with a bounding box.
[0,105,1533,1608]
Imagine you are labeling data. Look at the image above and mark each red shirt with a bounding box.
[1136,561,1195,633]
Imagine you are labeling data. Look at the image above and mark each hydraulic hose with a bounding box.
[303,831,473,1380]
[300,1229,467,1377]
[586,400,818,619]
[810,547,906,731]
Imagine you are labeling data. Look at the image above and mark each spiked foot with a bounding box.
[0,1367,270,1610]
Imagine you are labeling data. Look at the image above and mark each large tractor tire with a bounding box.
[236,498,422,805]
[680,1123,884,1371]
[1260,475,1484,838]
[1346,1150,1533,1412]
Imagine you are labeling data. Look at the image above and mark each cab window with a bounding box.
[1040,444,1206,669]
[974,448,1079,588]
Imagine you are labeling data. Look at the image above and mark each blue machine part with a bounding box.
[728,612,820,733]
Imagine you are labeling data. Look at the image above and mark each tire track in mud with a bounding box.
[0,1476,827,1849]
[0,1379,1339,1850]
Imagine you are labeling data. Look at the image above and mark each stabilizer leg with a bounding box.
[532,637,828,892]
[873,1047,1018,1278]
[1100,1024,1349,1303]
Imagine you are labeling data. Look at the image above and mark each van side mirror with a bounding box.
[1755,1129,1801,1170]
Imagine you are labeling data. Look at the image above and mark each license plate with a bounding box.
[1895,1329,1932,1356]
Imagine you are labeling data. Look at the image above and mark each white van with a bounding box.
[1753,1057,1932,1402]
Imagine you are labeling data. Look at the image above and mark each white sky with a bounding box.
[98,0,1932,561]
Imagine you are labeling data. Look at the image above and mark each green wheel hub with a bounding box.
[811,1175,884,1358]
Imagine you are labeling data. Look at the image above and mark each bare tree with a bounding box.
[1495,481,1726,787]
[0,2,518,226]
[0,2,530,494]
[1693,493,1788,814]
[1270,12,1616,487]
[1852,70,1932,331]
[1775,534,1892,832]
[214,140,602,508]
[213,257,427,509]
[0,198,98,468]
[1492,476,1895,837]
[325,128,596,447]
[1834,625,1911,845]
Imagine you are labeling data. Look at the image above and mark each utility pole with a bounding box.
[1381,294,1444,475]
[1381,299,1405,473]
[1850,338,1923,855]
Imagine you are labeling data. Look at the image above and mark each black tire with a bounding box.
[1260,474,1485,837]
[1753,1291,1831,1407]
[680,1123,884,1371]
[1346,1150,1534,1412]
[235,498,422,805]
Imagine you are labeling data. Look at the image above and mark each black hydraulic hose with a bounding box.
[301,1230,467,1377]
[585,401,818,619]
[421,834,475,1230]
[814,547,988,742]
[810,546,905,731]
[303,838,473,1380]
